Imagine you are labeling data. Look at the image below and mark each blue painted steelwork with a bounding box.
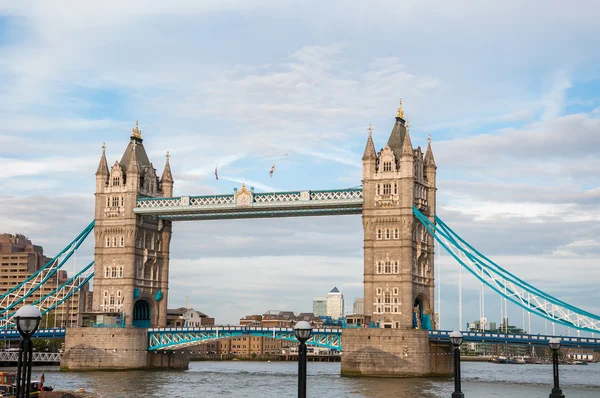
[0,328,66,340]
[134,188,363,221]
[429,330,600,349]
[2,328,599,351]
[413,206,600,333]
[146,327,600,351]
[147,326,342,351]
[0,221,94,314]
[0,262,95,329]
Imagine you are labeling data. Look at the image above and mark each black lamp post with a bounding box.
[449,331,464,398]
[15,305,42,398]
[294,321,313,398]
[548,338,565,398]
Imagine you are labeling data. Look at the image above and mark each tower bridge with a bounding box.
[3,102,599,376]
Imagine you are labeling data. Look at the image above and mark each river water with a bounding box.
[15,361,600,397]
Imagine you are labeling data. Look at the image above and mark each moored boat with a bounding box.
[0,371,52,397]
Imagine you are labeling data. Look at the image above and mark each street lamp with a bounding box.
[548,338,565,398]
[449,331,464,398]
[294,321,313,398]
[15,305,42,398]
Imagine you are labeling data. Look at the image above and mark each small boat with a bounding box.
[572,360,588,365]
[0,371,53,397]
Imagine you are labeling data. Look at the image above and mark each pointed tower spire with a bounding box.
[387,99,408,157]
[161,150,174,197]
[401,121,413,156]
[96,142,109,176]
[127,140,140,175]
[161,151,174,183]
[362,124,377,161]
[424,134,436,167]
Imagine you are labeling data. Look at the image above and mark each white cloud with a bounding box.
[0,1,599,328]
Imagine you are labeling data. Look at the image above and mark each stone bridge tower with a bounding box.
[361,101,437,330]
[93,122,173,328]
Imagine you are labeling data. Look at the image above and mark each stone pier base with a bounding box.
[61,328,189,371]
[341,329,452,377]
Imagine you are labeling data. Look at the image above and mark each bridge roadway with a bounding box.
[3,327,597,351]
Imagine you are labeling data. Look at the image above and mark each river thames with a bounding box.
[20,361,600,397]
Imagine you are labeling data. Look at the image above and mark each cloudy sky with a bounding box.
[0,1,599,332]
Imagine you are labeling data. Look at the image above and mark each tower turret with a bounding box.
[362,124,377,177]
[399,122,414,180]
[161,151,174,197]
[424,134,437,218]
[95,143,109,192]
[126,141,140,191]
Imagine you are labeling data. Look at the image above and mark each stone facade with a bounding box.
[92,122,174,328]
[361,102,437,330]
[61,328,188,370]
[341,328,452,377]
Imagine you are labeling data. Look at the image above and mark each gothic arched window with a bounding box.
[394,229,399,239]
[377,263,382,274]
[394,183,398,194]
[105,237,110,247]
[377,229,382,240]
[386,229,390,239]
[120,236,124,247]
[383,183,391,195]
[384,292,391,304]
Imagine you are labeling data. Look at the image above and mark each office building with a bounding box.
[0,233,88,327]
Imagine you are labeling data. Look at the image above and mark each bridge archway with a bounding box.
[133,299,152,328]
[413,294,431,330]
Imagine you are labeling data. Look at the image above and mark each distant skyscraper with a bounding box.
[312,297,327,317]
[353,298,364,315]
[327,287,344,320]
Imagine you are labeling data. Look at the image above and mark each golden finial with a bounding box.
[131,120,142,139]
[396,99,404,119]
[367,123,373,137]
